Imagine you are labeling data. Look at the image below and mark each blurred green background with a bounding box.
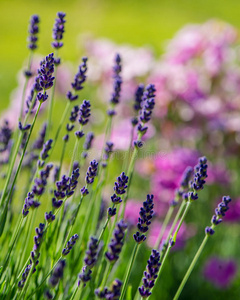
[1,0,240,112]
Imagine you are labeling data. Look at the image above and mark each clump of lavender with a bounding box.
[102,141,114,168]
[188,156,208,201]
[22,163,53,217]
[62,234,79,256]
[136,84,156,139]
[0,120,12,153]
[105,220,127,263]
[78,236,99,287]
[205,196,232,235]
[38,139,53,168]
[49,259,66,287]
[52,168,80,209]
[67,57,88,101]
[133,194,154,244]
[107,54,122,116]
[95,279,122,299]
[28,14,40,51]
[139,250,161,298]
[82,132,94,158]
[52,12,66,50]
[108,172,128,217]
[81,160,98,196]
[131,84,145,126]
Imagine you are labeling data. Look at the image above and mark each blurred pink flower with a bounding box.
[203,256,237,288]
[224,199,240,222]
[147,221,196,250]
[124,200,142,225]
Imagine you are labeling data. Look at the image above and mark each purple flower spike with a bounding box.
[32,123,47,150]
[86,160,98,184]
[134,84,145,112]
[62,234,79,256]
[138,249,161,298]
[134,194,154,244]
[105,220,127,263]
[0,120,12,153]
[67,57,88,101]
[18,264,32,289]
[52,12,66,49]
[49,259,66,287]
[78,100,91,126]
[28,14,40,51]
[205,195,231,236]
[114,172,129,195]
[84,236,99,269]
[191,156,208,192]
[109,54,122,106]
[38,53,55,91]
[45,211,55,223]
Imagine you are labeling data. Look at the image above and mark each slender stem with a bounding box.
[46,60,58,141]
[174,201,191,237]
[70,284,79,300]
[123,125,134,172]
[173,234,209,300]
[19,52,33,121]
[58,139,68,180]
[160,201,186,262]
[119,243,140,300]
[97,205,115,246]
[28,256,62,299]
[101,262,112,288]
[50,101,71,156]
[154,206,174,249]
[69,138,80,176]
[0,102,42,235]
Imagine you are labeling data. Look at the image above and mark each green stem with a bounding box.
[46,59,58,141]
[154,206,174,249]
[0,102,42,235]
[160,201,186,262]
[50,101,71,156]
[119,243,140,300]
[19,52,33,121]
[28,256,62,299]
[58,139,68,180]
[69,284,79,300]
[173,234,209,300]
[97,205,115,246]
[101,262,112,288]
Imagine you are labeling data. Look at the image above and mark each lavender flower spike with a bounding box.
[62,234,79,256]
[134,194,154,244]
[78,236,99,286]
[105,220,127,263]
[52,12,66,49]
[138,249,161,298]
[205,196,231,235]
[48,259,66,287]
[78,100,91,126]
[28,14,40,51]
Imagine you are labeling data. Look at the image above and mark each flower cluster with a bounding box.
[62,234,79,256]
[138,249,161,298]
[108,172,128,217]
[205,196,232,235]
[78,236,99,286]
[52,12,66,50]
[95,279,122,299]
[105,220,128,263]
[108,53,122,115]
[82,132,94,158]
[0,120,12,153]
[67,57,88,101]
[78,100,91,126]
[134,194,154,244]
[49,259,66,287]
[38,139,53,168]
[52,168,80,208]
[28,14,40,51]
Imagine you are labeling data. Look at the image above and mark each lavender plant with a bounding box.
[0,12,235,300]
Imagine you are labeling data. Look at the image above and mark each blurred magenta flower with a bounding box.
[147,221,196,250]
[203,257,237,288]
[124,199,142,225]
[224,199,240,222]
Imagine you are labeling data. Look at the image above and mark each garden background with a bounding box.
[0,0,240,299]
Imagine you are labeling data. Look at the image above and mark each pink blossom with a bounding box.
[203,256,237,288]
[147,221,196,250]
